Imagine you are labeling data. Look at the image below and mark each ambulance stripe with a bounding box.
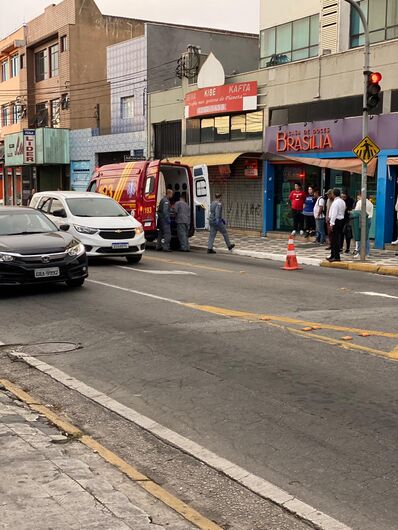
[115,162,135,203]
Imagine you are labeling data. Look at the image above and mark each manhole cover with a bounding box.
[0,342,81,355]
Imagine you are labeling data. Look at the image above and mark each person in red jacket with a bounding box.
[289,182,306,235]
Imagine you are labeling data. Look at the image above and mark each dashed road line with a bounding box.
[356,291,398,299]
[118,266,197,275]
[144,255,234,273]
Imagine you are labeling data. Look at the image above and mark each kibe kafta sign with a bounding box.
[23,129,36,164]
[276,127,333,152]
[184,81,258,118]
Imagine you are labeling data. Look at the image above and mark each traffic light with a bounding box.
[366,71,382,110]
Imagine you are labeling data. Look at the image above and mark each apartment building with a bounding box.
[260,0,398,248]
[1,0,144,203]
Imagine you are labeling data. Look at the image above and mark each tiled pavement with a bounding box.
[0,388,193,530]
[190,229,398,267]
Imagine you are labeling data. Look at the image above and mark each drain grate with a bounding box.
[0,342,81,355]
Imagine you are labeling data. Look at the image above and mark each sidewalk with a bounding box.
[191,229,398,274]
[0,387,193,530]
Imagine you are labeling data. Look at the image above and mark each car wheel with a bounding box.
[66,278,85,288]
[126,255,142,264]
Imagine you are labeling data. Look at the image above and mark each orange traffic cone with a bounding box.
[282,236,302,271]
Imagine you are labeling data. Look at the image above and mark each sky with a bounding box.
[0,0,260,40]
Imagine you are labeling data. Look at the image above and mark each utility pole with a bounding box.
[344,0,369,261]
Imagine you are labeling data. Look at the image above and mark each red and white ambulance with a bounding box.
[87,160,210,242]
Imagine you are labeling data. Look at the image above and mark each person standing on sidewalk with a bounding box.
[354,192,373,257]
[174,194,191,252]
[391,196,398,245]
[156,188,174,252]
[303,185,316,238]
[327,188,346,262]
[341,191,355,253]
[313,188,326,244]
[289,182,306,236]
[325,189,334,250]
[207,193,235,254]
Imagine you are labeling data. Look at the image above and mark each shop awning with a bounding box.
[269,154,377,177]
[166,152,245,167]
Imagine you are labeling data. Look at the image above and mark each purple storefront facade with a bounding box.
[263,115,398,249]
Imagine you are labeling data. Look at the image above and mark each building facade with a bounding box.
[260,0,398,248]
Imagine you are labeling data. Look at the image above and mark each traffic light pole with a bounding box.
[344,0,370,261]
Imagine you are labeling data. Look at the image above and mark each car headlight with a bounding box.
[135,225,144,235]
[67,242,85,257]
[74,225,98,235]
[0,253,15,262]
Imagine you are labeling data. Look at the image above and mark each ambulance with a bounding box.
[87,160,211,242]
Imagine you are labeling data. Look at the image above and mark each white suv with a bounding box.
[30,191,145,263]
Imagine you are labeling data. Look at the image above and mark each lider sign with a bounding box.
[184,81,258,118]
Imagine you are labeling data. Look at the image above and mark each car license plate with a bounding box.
[34,267,60,278]
[112,242,129,249]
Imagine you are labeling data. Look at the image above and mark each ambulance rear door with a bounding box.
[192,164,210,230]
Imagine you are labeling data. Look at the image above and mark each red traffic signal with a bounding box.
[367,71,382,110]
[369,72,382,84]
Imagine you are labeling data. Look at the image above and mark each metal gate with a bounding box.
[208,158,263,230]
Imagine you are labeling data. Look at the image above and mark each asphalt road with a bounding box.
[1,249,398,529]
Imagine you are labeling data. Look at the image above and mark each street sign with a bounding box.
[353,135,380,164]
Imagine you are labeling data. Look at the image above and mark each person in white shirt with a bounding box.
[354,193,373,257]
[327,188,346,262]
[391,196,398,245]
[313,188,326,244]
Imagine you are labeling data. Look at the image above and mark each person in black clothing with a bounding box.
[340,191,355,253]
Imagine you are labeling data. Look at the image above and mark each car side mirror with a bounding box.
[59,224,70,231]
[53,208,67,218]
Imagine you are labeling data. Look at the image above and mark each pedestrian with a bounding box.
[313,188,326,244]
[325,189,334,251]
[303,185,316,237]
[207,193,235,254]
[327,188,346,262]
[341,191,355,253]
[28,188,36,204]
[354,192,373,257]
[174,194,190,252]
[289,182,306,236]
[391,195,398,245]
[156,188,174,252]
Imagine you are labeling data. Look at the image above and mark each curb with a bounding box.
[191,244,398,277]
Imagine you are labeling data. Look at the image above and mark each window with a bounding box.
[20,54,25,69]
[120,96,134,119]
[12,104,20,124]
[260,15,319,67]
[60,35,68,52]
[351,0,398,47]
[51,99,60,128]
[186,111,264,144]
[1,60,9,82]
[195,178,208,198]
[10,55,19,77]
[49,44,59,77]
[144,176,155,195]
[1,105,9,126]
[38,197,52,213]
[35,102,48,127]
[49,198,64,215]
[35,49,48,81]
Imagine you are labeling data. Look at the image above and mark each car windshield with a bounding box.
[66,197,129,217]
[0,210,58,236]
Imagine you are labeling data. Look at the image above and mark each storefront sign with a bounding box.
[71,160,92,192]
[244,159,259,178]
[276,128,333,153]
[23,129,36,164]
[184,81,258,118]
[5,132,24,166]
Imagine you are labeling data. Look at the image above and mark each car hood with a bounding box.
[0,232,75,255]
[70,215,140,229]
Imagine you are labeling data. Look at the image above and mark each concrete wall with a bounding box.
[260,0,320,30]
[146,23,259,93]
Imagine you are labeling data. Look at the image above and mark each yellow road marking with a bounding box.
[145,255,234,274]
[0,380,223,530]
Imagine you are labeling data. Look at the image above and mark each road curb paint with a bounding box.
[377,265,398,277]
[0,379,223,530]
[321,260,398,276]
[2,357,352,530]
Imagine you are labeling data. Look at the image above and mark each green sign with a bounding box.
[5,128,69,166]
[5,132,24,166]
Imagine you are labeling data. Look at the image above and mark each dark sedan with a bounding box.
[0,206,88,287]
